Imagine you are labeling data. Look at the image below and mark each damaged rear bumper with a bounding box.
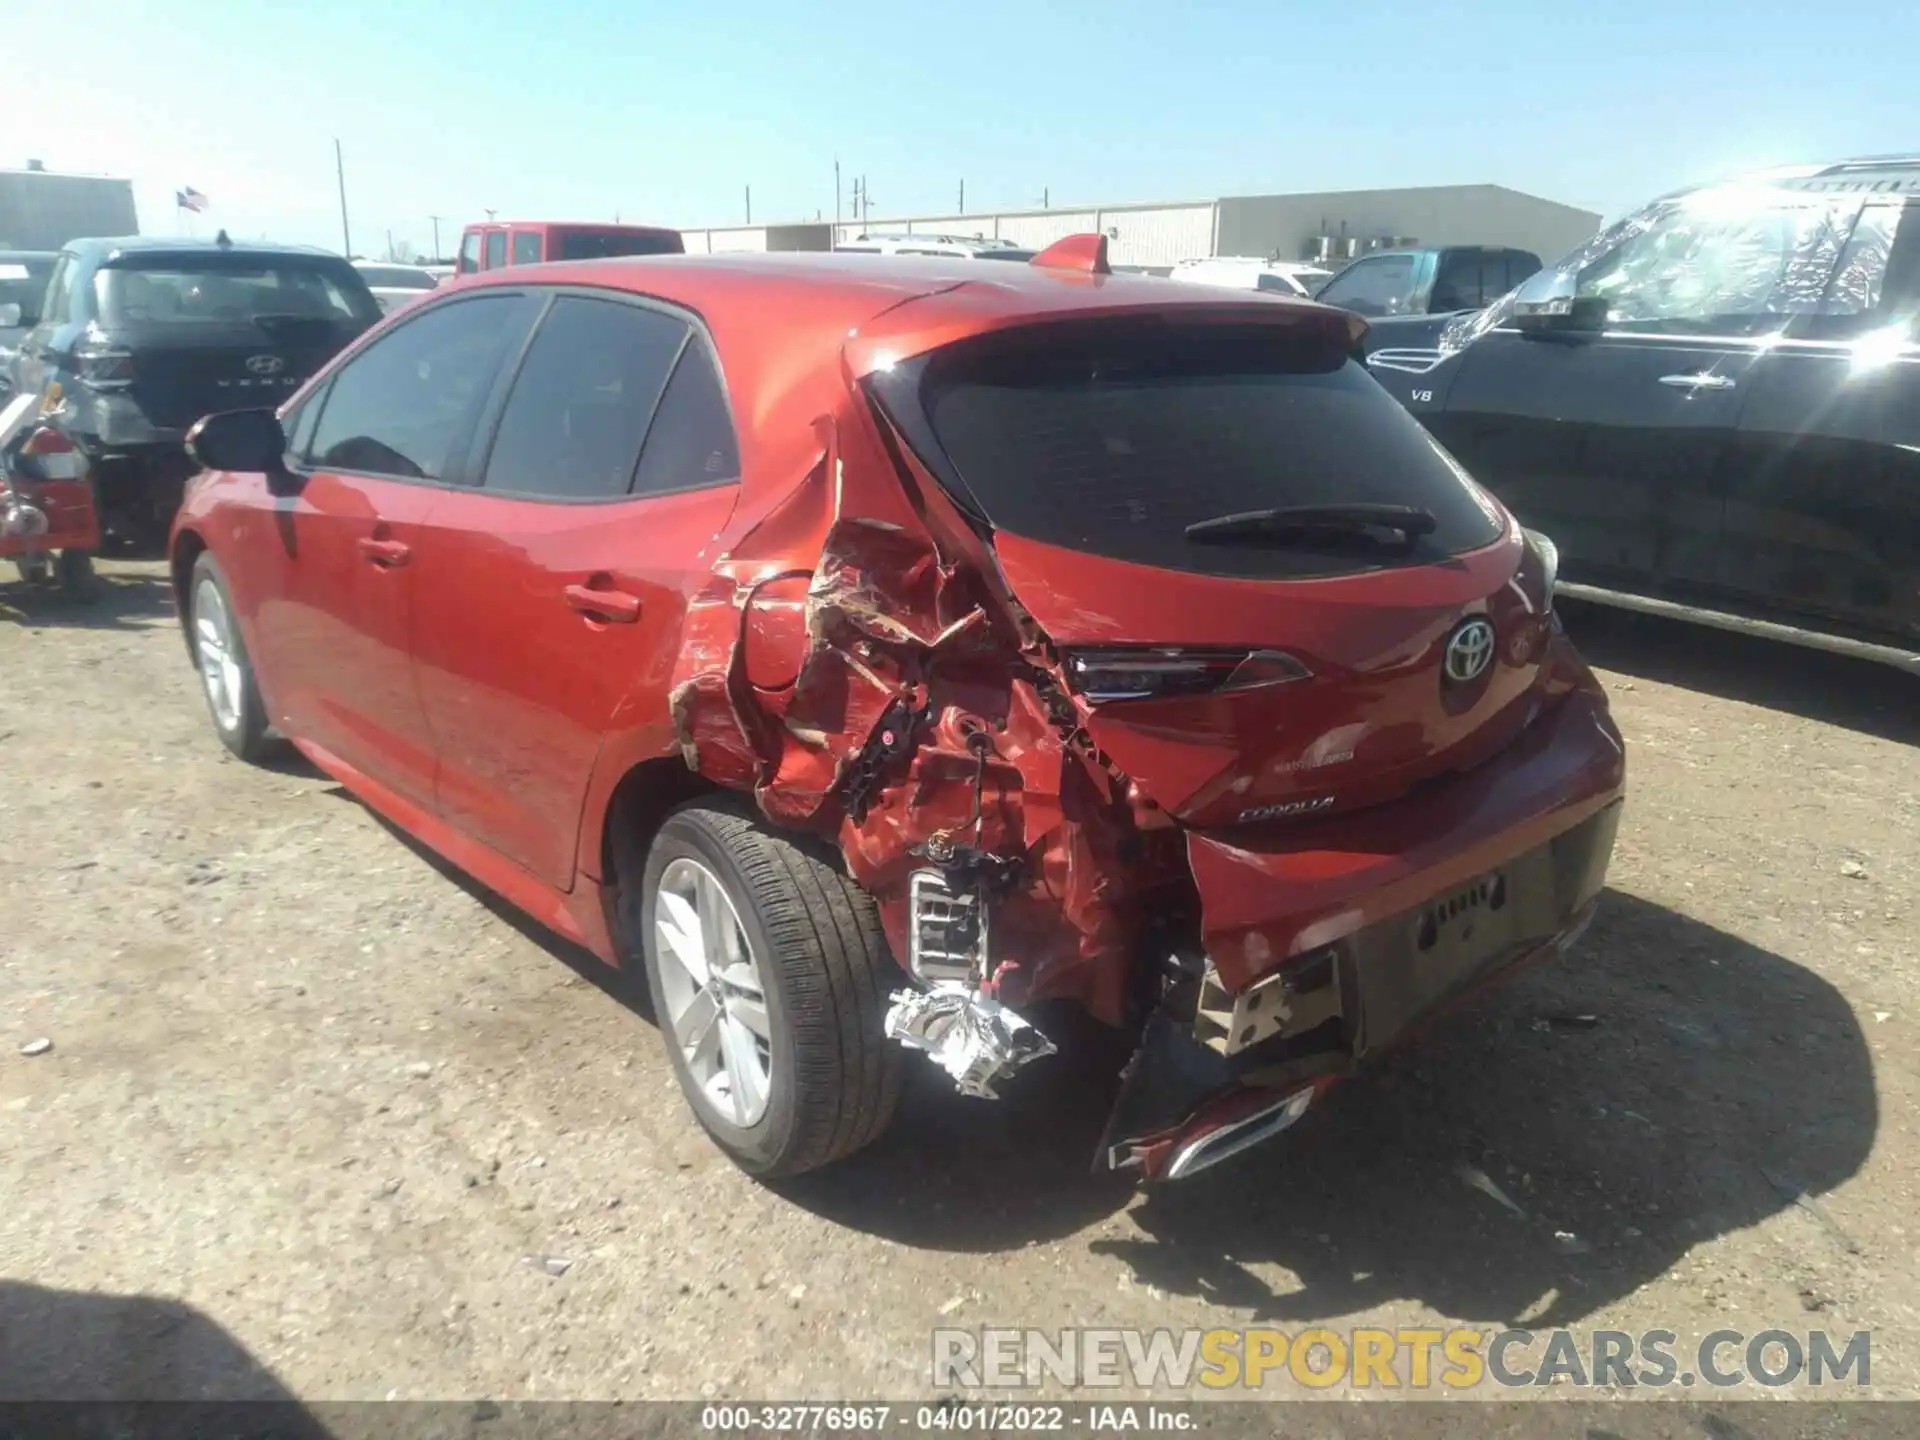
[1100,686,1625,1181]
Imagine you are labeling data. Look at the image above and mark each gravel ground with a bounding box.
[2,559,1916,1405]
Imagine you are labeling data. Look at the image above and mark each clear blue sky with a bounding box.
[15,0,1918,259]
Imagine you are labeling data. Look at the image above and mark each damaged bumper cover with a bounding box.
[1100,687,1625,1181]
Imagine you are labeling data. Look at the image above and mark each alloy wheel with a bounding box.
[653,856,775,1127]
[193,576,244,733]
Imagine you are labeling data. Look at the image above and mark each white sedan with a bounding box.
[352,261,441,315]
[1165,256,1334,298]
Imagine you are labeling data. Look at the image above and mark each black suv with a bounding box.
[1364,156,1920,674]
[4,233,381,545]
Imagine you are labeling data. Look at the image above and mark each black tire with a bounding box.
[55,549,99,602]
[637,797,903,1178]
[187,551,279,763]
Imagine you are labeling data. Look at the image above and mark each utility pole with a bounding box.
[385,228,394,261]
[959,179,965,214]
[745,185,752,224]
[834,158,841,227]
[334,138,352,257]
[428,214,442,259]
[863,175,871,221]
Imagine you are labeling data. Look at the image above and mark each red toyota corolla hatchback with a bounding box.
[170,236,1625,1183]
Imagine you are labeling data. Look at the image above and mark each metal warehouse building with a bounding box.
[679,184,1602,272]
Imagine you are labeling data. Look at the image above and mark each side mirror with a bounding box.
[0,303,21,328]
[187,407,290,475]
[1513,270,1606,335]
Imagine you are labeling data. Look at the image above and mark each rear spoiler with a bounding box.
[1030,233,1112,276]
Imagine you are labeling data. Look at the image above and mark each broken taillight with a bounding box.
[1060,647,1311,704]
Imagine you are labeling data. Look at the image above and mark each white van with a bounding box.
[1166,256,1334,298]
[835,232,1038,261]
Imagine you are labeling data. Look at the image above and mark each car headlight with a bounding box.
[1523,527,1560,612]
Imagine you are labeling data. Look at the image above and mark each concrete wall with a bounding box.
[682,222,833,254]
[832,201,1214,269]
[678,186,1601,271]
[1216,185,1601,267]
[0,171,139,250]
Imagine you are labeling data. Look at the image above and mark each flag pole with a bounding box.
[334,139,353,258]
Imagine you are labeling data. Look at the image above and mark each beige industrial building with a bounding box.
[679,184,1602,272]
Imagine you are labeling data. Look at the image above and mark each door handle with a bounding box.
[565,582,641,623]
[1658,372,1737,392]
[357,536,411,567]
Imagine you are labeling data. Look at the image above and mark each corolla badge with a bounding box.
[244,354,285,376]
[1237,794,1337,824]
[1443,616,1496,684]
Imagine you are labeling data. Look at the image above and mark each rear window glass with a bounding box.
[552,230,685,261]
[93,258,380,327]
[869,316,1503,580]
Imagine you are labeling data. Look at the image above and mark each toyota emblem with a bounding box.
[1443,616,1496,684]
[244,354,285,376]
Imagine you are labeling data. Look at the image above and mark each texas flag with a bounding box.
[175,186,209,213]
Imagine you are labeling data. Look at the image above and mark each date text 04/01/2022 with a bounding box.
[698,1404,1197,1432]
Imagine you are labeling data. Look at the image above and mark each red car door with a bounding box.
[242,291,542,809]
[408,291,742,890]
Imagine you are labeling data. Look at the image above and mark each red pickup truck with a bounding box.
[455,220,684,274]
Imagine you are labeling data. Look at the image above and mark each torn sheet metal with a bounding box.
[883,985,1057,1099]
[664,396,1160,1026]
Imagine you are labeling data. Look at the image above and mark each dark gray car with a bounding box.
[6,232,381,546]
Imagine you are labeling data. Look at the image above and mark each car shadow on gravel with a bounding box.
[0,565,175,632]
[0,1280,330,1425]
[1559,599,1920,745]
[791,888,1876,1327]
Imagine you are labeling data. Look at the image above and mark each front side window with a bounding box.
[1315,256,1421,317]
[480,295,688,499]
[458,232,482,274]
[869,315,1503,581]
[1574,189,1855,334]
[282,381,328,462]
[484,232,507,270]
[308,294,538,481]
[92,258,381,327]
[512,232,544,266]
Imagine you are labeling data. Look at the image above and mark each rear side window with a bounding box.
[484,232,507,270]
[869,316,1503,580]
[631,343,740,496]
[551,229,684,261]
[308,294,539,480]
[39,257,74,325]
[512,232,543,265]
[480,295,687,499]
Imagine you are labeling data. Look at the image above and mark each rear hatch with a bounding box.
[866,310,1557,829]
[88,252,380,428]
